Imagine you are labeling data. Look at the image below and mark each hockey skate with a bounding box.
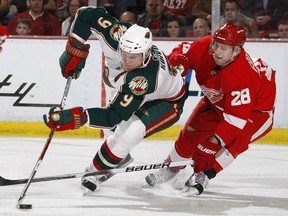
[180,172,209,196]
[145,162,179,187]
[81,153,133,196]
[81,174,99,196]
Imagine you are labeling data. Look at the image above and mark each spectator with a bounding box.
[191,0,226,23]
[0,25,9,53]
[7,0,61,35]
[57,0,69,23]
[9,0,27,14]
[242,0,285,31]
[0,0,10,23]
[163,0,198,30]
[61,0,84,36]
[15,18,31,35]
[192,17,210,38]
[119,11,137,24]
[220,0,259,38]
[44,0,57,15]
[57,0,86,23]
[163,0,196,17]
[0,0,19,26]
[162,15,185,38]
[0,0,10,12]
[137,0,171,37]
[277,19,288,39]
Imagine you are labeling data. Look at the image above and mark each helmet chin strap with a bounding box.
[140,49,151,68]
[231,46,241,59]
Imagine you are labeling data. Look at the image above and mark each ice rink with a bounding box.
[0,136,287,216]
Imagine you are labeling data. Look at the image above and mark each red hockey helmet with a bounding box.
[213,22,246,47]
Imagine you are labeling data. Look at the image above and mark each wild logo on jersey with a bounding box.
[128,76,148,95]
[110,24,128,41]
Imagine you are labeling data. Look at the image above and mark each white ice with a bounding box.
[0,137,287,216]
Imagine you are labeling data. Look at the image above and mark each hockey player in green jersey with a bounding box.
[43,7,188,194]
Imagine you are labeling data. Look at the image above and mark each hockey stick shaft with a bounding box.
[16,77,72,208]
[1,160,192,186]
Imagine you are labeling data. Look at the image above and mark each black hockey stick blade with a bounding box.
[0,173,79,186]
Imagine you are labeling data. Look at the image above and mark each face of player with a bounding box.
[120,50,143,72]
[212,41,240,67]
[167,21,180,38]
[16,23,31,35]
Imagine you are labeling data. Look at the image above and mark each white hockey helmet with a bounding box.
[118,24,153,67]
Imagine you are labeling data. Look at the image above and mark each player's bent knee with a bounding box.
[107,118,146,157]
[175,131,197,158]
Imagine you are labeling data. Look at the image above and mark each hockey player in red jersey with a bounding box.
[43,7,188,195]
[145,22,276,196]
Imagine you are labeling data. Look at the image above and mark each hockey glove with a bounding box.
[168,53,190,76]
[43,106,87,131]
[59,35,90,79]
[193,139,222,173]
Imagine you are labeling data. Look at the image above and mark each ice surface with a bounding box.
[0,137,287,216]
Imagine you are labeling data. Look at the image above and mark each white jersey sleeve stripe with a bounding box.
[223,113,247,129]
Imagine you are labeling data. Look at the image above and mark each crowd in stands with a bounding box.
[0,0,288,39]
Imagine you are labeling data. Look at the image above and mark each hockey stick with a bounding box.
[1,160,192,186]
[15,76,72,209]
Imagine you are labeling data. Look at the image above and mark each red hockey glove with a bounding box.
[168,53,190,76]
[193,139,222,173]
[43,106,87,131]
[59,35,90,79]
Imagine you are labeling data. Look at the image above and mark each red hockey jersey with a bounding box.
[171,35,276,145]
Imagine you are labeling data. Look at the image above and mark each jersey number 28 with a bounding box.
[231,88,251,106]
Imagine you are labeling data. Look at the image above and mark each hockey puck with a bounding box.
[19,204,32,209]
